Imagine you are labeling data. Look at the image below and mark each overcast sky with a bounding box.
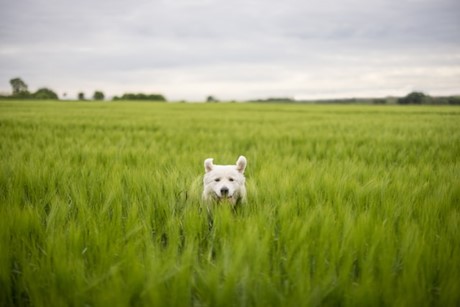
[1,0,459,100]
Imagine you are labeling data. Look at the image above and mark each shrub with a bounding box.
[33,88,58,100]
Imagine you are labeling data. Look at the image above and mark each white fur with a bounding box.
[202,156,247,205]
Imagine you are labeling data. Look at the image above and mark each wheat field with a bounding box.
[1,101,459,306]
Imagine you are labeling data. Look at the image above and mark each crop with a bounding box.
[1,101,459,306]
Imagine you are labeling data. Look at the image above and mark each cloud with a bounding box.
[0,0,459,99]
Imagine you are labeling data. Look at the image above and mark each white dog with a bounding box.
[202,156,247,205]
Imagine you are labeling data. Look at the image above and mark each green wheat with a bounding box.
[1,101,459,306]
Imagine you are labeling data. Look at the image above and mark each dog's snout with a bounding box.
[220,187,229,196]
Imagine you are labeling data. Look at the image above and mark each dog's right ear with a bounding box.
[204,158,214,172]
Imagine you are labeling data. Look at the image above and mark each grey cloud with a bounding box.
[0,0,459,99]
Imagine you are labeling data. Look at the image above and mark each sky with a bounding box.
[0,0,459,101]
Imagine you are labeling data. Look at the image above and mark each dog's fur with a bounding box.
[202,156,247,205]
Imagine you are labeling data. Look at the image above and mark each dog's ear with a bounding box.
[204,158,214,172]
[236,156,247,173]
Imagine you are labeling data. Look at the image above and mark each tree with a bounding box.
[372,98,387,104]
[206,95,219,102]
[93,91,104,101]
[398,92,430,104]
[10,78,29,96]
[33,88,58,99]
[448,96,460,105]
[115,93,167,101]
[78,92,85,100]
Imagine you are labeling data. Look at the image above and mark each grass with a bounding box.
[0,100,459,306]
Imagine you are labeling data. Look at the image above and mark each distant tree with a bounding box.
[265,97,294,102]
[9,77,28,95]
[93,91,105,101]
[250,97,295,103]
[12,90,32,99]
[114,93,167,101]
[398,92,430,104]
[33,88,59,100]
[448,96,460,105]
[430,97,449,105]
[78,92,85,100]
[373,98,387,104]
[206,95,218,102]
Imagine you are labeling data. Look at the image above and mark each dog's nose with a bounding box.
[220,187,229,196]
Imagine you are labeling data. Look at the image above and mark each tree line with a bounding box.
[112,93,166,101]
[396,91,460,105]
[1,78,167,102]
[2,78,60,100]
[1,77,459,104]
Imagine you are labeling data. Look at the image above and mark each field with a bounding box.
[1,100,459,306]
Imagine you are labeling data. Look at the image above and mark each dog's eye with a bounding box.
[229,178,234,182]
[214,178,220,182]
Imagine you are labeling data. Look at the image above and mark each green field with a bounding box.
[1,101,459,306]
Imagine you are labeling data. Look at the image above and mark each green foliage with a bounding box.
[448,96,460,105]
[4,78,59,100]
[113,93,167,101]
[78,92,85,100]
[398,91,431,104]
[0,101,459,306]
[11,90,32,99]
[206,95,219,102]
[9,77,28,95]
[372,98,387,104]
[93,91,105,101]
[251,97,295,103]
[32,88,59,100]
[397,92,459,105]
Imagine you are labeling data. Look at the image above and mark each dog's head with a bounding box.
[202,156,247,203]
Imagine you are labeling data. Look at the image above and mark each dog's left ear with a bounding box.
[236,156,247,173]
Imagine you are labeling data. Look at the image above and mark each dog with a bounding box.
[202,156,247,205]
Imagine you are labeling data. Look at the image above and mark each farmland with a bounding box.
[1,100,459,306]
